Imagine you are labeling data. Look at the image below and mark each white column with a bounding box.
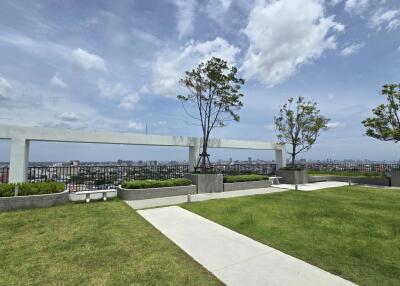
[275,147,286,169]
[188,143,200,172]
[9,138,30,183]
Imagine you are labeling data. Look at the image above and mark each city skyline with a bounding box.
[1,0,400,161]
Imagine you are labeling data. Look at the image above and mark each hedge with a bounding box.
[0,182,65,197]
[121,178,192,189]
[223,174,269,183]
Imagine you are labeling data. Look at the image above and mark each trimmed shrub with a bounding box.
[223,174,269,183]
[279,165,305,171]
[0,182,65,197]
[121,178,192,189]
[0,184,15,197]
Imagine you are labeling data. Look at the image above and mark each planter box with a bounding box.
[223,180,272,192]
[276,169,308,184]
[309,175,390,186]
[0,190,69,212]
[185,173,223,193]
[117,185,196,200]
[391,170,400,187]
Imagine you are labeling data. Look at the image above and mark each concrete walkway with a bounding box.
[125,187,287,209]
[138,206,356,286]
[273,181,349,191]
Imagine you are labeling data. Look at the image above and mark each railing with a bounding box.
[303,163,400,177]
[211,163,277,176]
[0,167,8,183]
[2,162,396,191]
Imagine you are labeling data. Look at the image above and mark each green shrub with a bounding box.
[0,182,65,197]
[223,174,269,183]
[121,178,192,189]
[0,184,15,197]
[279,165,305,171]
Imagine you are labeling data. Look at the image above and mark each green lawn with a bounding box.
[183,186,400,286]
[0,200,222,286]
[308,170,386,178]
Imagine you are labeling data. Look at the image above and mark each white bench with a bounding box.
[269,176,283,185]
[75,190,115,203]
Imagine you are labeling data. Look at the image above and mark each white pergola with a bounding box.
[0,124,286,183]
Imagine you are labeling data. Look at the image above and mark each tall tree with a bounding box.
[275,96,330,165]
[362,84,400,142]
[178,57,245,172]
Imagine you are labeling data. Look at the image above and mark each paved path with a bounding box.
[125,187,287,209]
[138,206,356,286]
[273,181,349,191]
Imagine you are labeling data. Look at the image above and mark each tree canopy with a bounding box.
[178,57,245,171]
[275,96,329,165]
[362,84,400,142]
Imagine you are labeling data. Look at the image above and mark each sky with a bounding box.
[0,0,400,162]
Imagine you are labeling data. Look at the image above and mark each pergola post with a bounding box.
[9,138,30,183]
[275,148,286,170]
[188,143,200,173]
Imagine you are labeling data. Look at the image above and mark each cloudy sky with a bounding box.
[0,0,400,162]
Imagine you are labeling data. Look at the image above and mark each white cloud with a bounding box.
[0,75,12,99]
[242,0,344,87]
[71,48,107,72]
[330,0,344,6]
[50,74,68,88]
[127,120,145,131]
[118,93,140,110]
[327,121,346,129]
[369,9,400,31]
[340,43,365,56]
[344,0,370,14]
[172,0,197,38]
[151,37,240,97]
[97,80,127,99]
[97,80,141,110]
[205,0,232,23]
[58,112,80,122]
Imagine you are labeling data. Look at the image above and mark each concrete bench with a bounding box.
[75,190,115,203]
[269,176,283,185]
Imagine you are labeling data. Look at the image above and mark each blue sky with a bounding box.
[0,0,400,162]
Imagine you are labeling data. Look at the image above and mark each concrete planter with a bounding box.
[276,169,308,184]
[308,175,390,186]
[390,169,400,187]
[223,180,272,192]
[117,185,196,200]
[0,190,69,212]
[185,173,223,193]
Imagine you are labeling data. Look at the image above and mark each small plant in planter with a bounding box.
[274,97,329,183]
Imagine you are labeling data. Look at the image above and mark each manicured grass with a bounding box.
[121,178,192,189]
[223,174,269,183]
[0,200,222,286]
[183,186,400,286]
[308,170,387,178]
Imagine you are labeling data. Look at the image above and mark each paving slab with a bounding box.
[273,181,349,191]
[125,187,287,209]
[138,206,356,286]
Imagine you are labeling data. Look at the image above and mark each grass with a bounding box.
[308,170,387,178]
[121,178,192,189]
[0,200,222,286]
[223,174,269,183]
[183,186,400,286]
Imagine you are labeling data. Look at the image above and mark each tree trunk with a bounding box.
[291,144,296,166]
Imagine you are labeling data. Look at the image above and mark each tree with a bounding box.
[362,84,400,142]
[274,96,330,166]
[178,57,245,172]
